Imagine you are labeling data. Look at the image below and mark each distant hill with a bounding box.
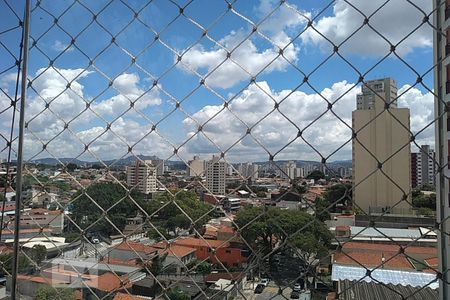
[29,156,351,168]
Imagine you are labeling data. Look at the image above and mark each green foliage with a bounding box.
[314,197,331,222]
[306,170,325,181]
[412,191,436,210]
[0,253,31,275]
[71,183,145,235]
[323,183,352,212]
[145,191,213,234]
[234,206,332,259]
[28,245,47,265]
[196,261,212,275]
[66,163,78,172]
[147,226,170,240]
[165,287,190,300]
[36,286,76,300]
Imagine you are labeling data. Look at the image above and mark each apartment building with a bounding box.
[187,156,206,177]
[352,78,411,213]
[205,155,226,195]
[411,145,436,188]
[126,160,157,194]
[237,162,259,181]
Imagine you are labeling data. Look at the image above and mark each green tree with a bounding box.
[71,183,145,236]
[234,206,332,260]
[196,261,212,275]
[0,253,31,275]
[323,183,352,212]
[147,226,170,240]
[28,245,47,265]
[36,286,76,300]
[412,192,436,210]
[66,163,78,172]
[146,191,214,234]
[306,170,325,181]
[314,197,331,222]
[165,287,190,300]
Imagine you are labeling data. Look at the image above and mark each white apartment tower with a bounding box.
[281,161,297,180]
[352,78,411,213]
[205,155,226,195]
[238,163,259,181]
[126,160,157,194]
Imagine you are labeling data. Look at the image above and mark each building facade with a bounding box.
[237,163,259,181]
[205,155,226,195]
[352,78,411,213]
[187,156,206,177]
[126,160,157,194]
[411,145,436,188]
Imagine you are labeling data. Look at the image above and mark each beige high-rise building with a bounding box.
[187,156,206,177]
[205,155,226,195]
[352,78,411,214]
[126,160,157,194]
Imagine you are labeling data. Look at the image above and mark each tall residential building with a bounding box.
[281,161,297,180]
[187,156,206,177]
[205,155,226,195]
[352,78,411,213]
[238,163,259,181]
[149,159,165,176]
[411,145,436,188]
[126,160,157,194]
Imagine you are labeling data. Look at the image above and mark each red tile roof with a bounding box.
[342,242,437,256]
[425,257,438,268]
[334,252,414,270]
[87,272,131,292]
[113,292,151,300]
[153,241,196,257]
[173,237,230,249]
[113,242,159,255]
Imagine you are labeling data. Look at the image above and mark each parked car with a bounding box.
[92,238,100,244]
[254,284,265,294]
[293,283,301,292]
[260,278,270,286]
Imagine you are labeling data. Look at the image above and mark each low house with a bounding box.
[171,237,248,268]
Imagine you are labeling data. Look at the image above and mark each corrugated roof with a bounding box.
[350,227,422,239]
[332,264,438,289]
[340,279,438,300]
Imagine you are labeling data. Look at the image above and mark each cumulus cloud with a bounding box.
[301,0,432,56]
[0,68,168,161]
[179,2,309,89]
[183,81,435,162]
[398,85,435,147]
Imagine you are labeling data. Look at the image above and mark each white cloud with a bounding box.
[179,2,309,89]
[398,85,435,147]
[0,68,167,161]
[183,81,435,162]
[52,40,74,52]
[301,0,432,56]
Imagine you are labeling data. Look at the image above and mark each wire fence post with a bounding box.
[10,0,31,298]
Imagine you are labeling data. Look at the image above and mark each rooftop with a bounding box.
[173,237,230,249]
[339,279,438,300]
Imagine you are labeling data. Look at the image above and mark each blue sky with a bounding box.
[0,0,436,163]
